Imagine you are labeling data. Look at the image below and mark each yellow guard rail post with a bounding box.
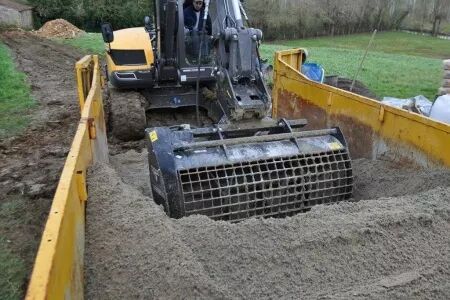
[272,49,450,167]
[26,55,108,300]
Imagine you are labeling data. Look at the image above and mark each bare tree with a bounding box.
[431,0,450,36]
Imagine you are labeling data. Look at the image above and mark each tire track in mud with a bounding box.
[0,31,83,200]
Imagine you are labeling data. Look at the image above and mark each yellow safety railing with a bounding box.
[273,49,450,167]
[26,55,108,300]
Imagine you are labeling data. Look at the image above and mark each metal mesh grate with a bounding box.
[178,149,353,221]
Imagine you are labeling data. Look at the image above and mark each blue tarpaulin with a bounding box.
[301,63,325,83]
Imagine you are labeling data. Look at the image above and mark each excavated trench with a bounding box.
[86,141,450,299]
[3,31,446,299]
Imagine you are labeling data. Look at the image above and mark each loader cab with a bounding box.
[176,0,216,83]
[181,0,214,66]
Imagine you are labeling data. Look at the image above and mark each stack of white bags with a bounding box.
[438,59,450,96]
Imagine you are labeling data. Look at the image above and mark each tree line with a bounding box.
[28,0,154,31]
[244,0,450,39]
[28,0,450,38]
[402,0,450,36]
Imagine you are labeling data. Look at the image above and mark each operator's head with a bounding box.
[193,0,203,11]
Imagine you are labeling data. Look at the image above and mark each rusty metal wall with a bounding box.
[273,49,450,168]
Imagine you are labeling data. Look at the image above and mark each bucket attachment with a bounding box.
[146,119,353,221]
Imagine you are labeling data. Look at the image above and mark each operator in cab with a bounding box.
[183,0,213,64]
[184,0,212,35]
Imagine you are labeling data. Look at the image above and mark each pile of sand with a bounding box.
[85,151,450,299]
[36,19,85,39]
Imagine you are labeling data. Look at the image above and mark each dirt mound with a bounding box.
[85,151,450,299]
[324,76,378,99]
[36,19,85,39]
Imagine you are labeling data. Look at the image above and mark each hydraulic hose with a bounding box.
[195,0,211,126]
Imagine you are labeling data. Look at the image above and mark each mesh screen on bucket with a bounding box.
[179,148,353,221]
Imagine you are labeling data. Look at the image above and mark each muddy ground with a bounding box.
[86,149,450,299]
[0,31,84,294]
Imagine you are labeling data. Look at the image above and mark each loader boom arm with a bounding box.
[153,0,271,121]
[213,0,271,121]
[144,1,354,221]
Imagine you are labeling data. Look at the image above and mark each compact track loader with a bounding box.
[101,0,354,221]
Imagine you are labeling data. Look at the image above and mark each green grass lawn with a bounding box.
[278,31,450,59]
[0,194,46,300]
[0,197,29,300]
[0,237,26,300]
[60,31,444,100]
[289,47,440,99]
[57,32,105,55]
[0,41,35,138]
[265,31,445,99]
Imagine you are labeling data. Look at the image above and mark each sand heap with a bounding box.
[85,150,450,299]
[36,19,85,39]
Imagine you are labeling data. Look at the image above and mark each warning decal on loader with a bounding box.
[149,130,158,142]
[328,142,342,150]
